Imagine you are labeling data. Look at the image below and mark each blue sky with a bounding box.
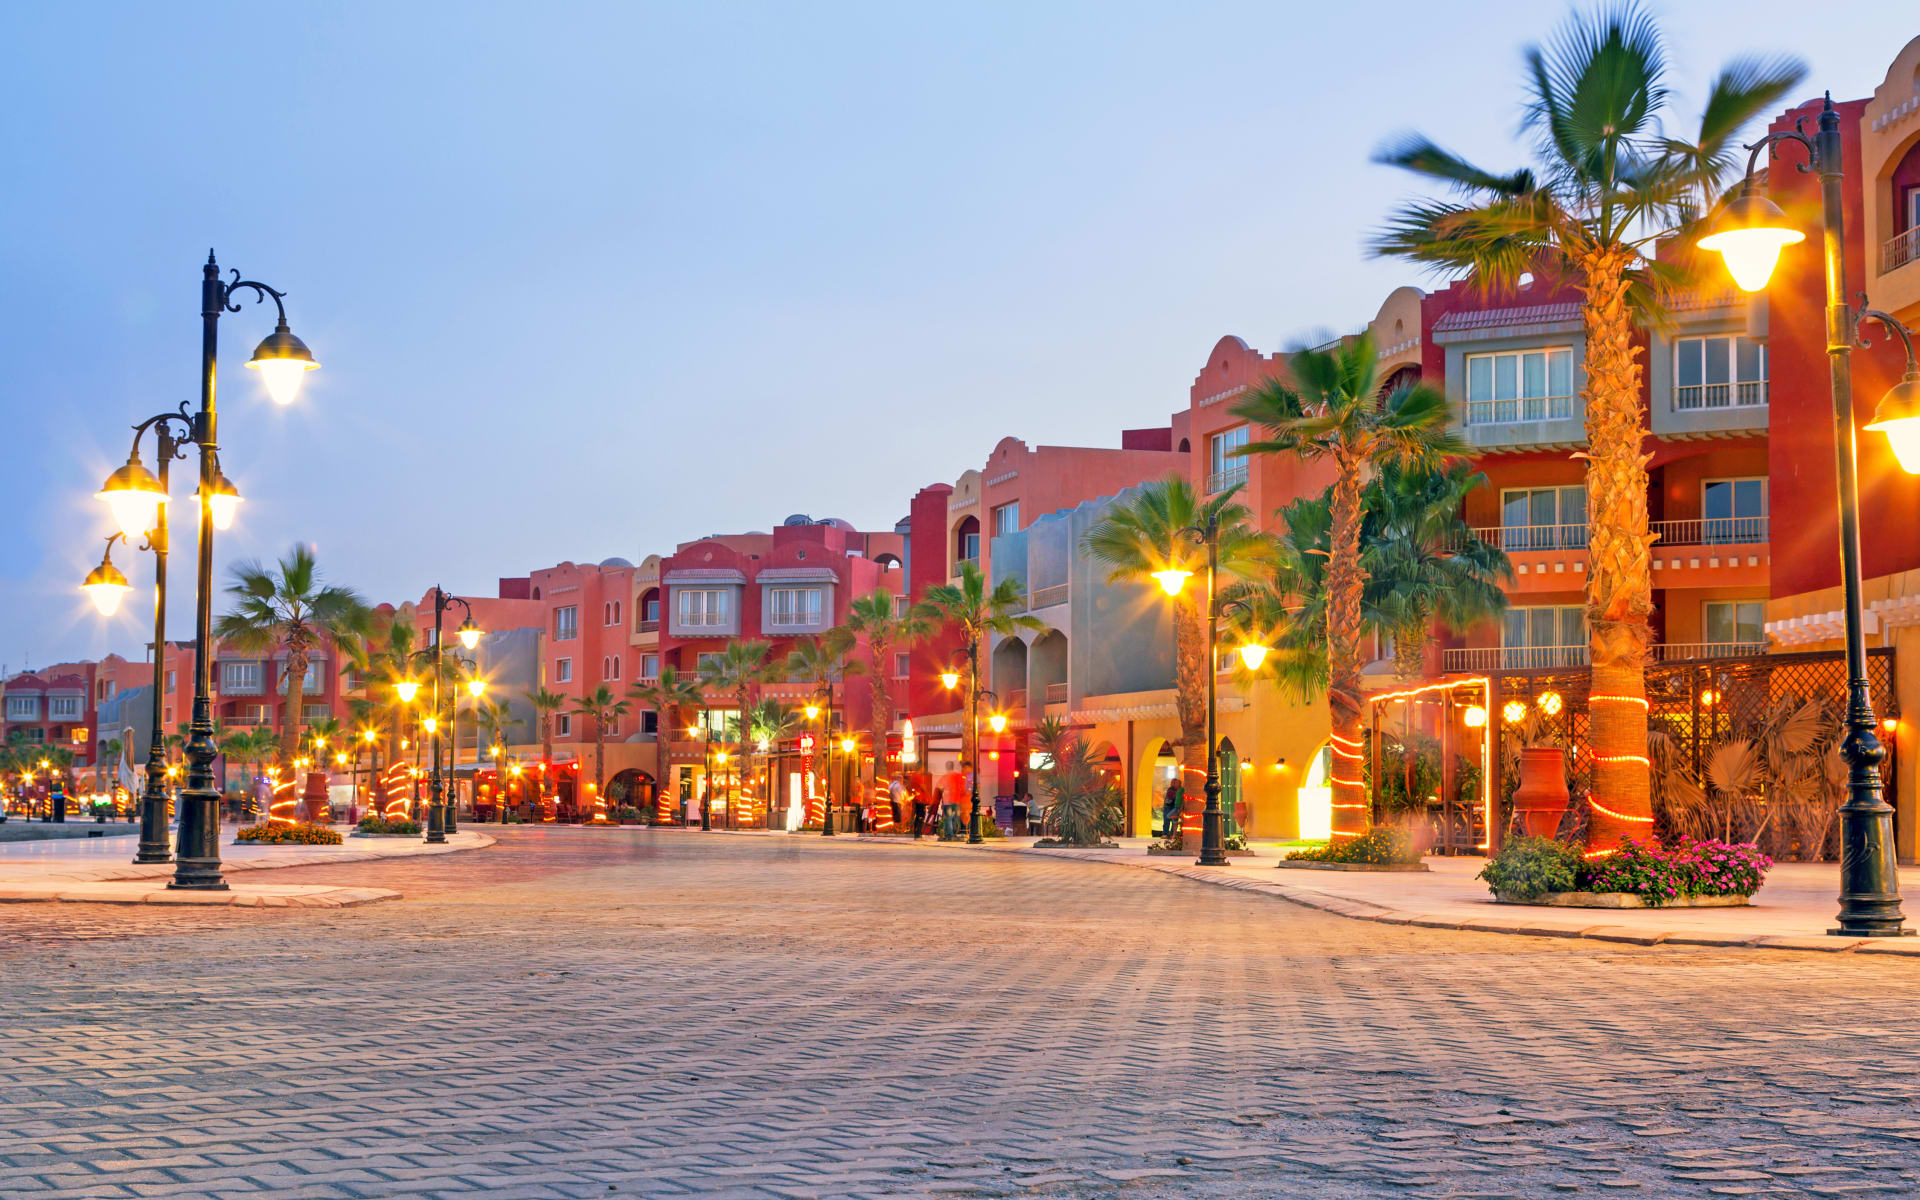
[0,1,1901,666]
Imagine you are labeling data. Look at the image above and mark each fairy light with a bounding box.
[1589,694,1650,710]
[1538,691,1563,716]
[1592,753,1651,767]
[1588,798,1654,825]
[1502,699,1528,724]
[1699,689,1718,708]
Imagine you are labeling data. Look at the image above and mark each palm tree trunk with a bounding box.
[1172,595,1207,824]
[1577,247,1654,851]
[1327,451,1369,838]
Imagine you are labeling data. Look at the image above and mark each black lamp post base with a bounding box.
[167,859,229,891]
[135,796,172,864]
[134,848,173,865]
[1196,805,1228,867]
[1830,925,1916,937]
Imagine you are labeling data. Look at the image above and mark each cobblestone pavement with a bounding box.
[6,828,1920,1198]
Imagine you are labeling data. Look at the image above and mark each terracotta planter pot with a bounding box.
[1512,746,1569,839]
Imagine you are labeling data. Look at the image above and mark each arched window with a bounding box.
[954,516,980,564]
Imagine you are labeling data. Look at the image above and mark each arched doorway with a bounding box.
[607,768,654,819]
[1134,737,1180,837]
[1297,742,1334,841]
[954,516,980,564]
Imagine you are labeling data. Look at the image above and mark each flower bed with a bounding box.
[1278,826,1428,871]
[354,815,423,837]
[237,820,342,846]
[1480,835,1770,907]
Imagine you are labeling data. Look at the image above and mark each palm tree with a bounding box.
[474,698,521,799]
[698,640,778,826]
[911,562,1041,830]
[1233,333,1468,839]
[214,544,369,774]
[568,685,631,819]
[1359,460,1512,679]
[843,589,930,806]
[1081,477,1271,796]
[1372,5,1803,844]
[96,737,122,794]
[629,668,704,823]
[529,687,568,802]
[784,631,865,828]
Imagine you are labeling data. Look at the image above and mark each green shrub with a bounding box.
[357,815,423,836]
[1288,825,1422,865]
[1477,836,1581,900]
[237,820,343,846]
[612,805,641,822]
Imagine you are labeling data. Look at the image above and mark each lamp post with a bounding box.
[1148,510,1270,868]
[939,654,1006,845]
[92,253,316,889]
[421,586,480,846]
[804,687,842,836]
[1699,95,1920,937]
[452,671,485,834]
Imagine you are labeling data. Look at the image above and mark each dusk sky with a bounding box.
[0,2,1899,667]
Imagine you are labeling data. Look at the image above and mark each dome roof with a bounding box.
[599,556,634,568]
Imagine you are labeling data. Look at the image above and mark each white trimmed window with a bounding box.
[555,658,572,683]
[221,661,263,694]
[894,652,911,679]
[1498,486,1587,549]
[1702,477,1767,544]
[991,502,1020,536]
[1465,347,1574,425]
[49,695,83,721]
[555,713,572,737]
[640,654,659,681]
[604,656,621,681]
[6,695,38,720]
[554,606,579,641]
[1704,601,1765,647]
[1675,335,1767,410]
[1207,425,1249,493]
[1501,606,1586,669]
[767,587,823,628]
[677,589,729,628]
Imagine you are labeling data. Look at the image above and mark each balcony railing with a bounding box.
[1028,583,1069,609]
[1651,641,1767,662]
[1674,380,1767,411]
[1044,682,1068,704]
[1206,464,1248,494]
[637,619,659,634]
[1443,641,1768,672]
[1465,394,1575,426]
[1006,688,1027,711]
[1883,226,1920,274]
[1650,516,1769,547]
[1473,517,1769,552]
[1471,523,1589,551]
[1443,645,1590,671]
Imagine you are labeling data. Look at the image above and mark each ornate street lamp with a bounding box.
[92,253,313,889]
[1699,95,1920,937]
[419,587,478,846]
[1151,509,1269,867]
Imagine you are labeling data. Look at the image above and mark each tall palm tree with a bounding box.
[698,639,778,824]
[629,668,704,823]
[569,685,631,817]
[911,563,1041,821]
[1233,333,1467,839]
[784,631,865,826]
[529,687,568,801]
[96,737,122,794]
[1372,4,1803,845]
[842,589,930,806]
[1081,477,1271,793]
[214,543,369,774]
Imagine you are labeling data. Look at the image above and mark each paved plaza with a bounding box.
[6,829,1920,1198]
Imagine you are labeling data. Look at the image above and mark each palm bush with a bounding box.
[1029,717,1123,847]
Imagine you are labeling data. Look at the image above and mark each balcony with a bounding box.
[1883,227,1920,274]
[1468,517,1768,552]
[1674,380,1767,411]
[1027,583,1068,610]
[1206,464,1248,495]
[637,619,659,634]
[1005,688,1027,712]
[1466,394,1575,427]
[1442,641,1767,672]
[1043,682,1068,704]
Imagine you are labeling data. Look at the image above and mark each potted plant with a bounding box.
[1512,746,1569,838]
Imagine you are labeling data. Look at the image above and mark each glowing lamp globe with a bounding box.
[82,556,132,616]
[362,729,377,743]
[1865,369,1920,476]
[456,618,482,650]
[988,712,1008,734]
[1151,568,1193,597]
[1538,691,1564,716]
[422,717,437,735]
[206,470,242,531]
[394,680,420,703]
[1698,190,1803,293]
[939,671,960,691]
[1502,699,1528,725]
[1461,705,1488,729]
[97,453,166,540]
[839,736,854,754]
[714,750,728,765]
[467,677,487,698]
[246,321,319,405]
[804,704,820,720]
[1237,642,1269,670]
